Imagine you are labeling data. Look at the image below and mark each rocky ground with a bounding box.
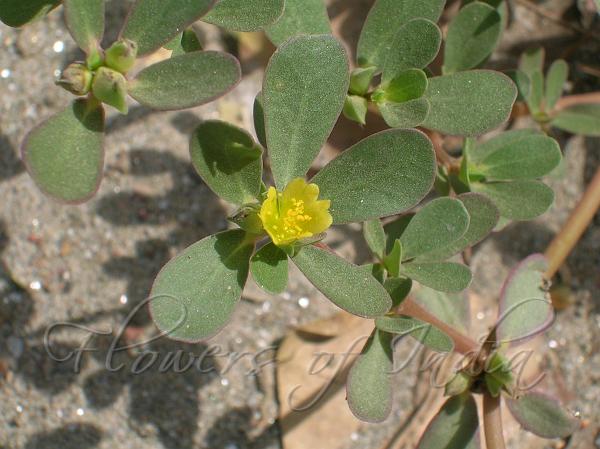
[0,1,599,448]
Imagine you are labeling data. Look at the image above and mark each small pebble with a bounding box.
[119,294,128,305]
[76,408,84,416]
[15,405,23,413]
[0,69,10,79]
[52,40,64,53]
[298,297,310,309]
[548,340,558,349]
[220,378,229,387]
[29,281,42,291]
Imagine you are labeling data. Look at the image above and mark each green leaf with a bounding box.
[349,66,377,96]
[398,197,470,261]
[128,51,241,110]
[313,129,435,224]
[384,277,412,307]
[400,262,472,292]
[264,0,331,46]
[526,70,544,115]
[382,18,441,82]
[121,0,215,55]
[466,128,538,164]
[545,59,568,111]
[292,245,392,317]
[357,0,445,68]
[471,180,554,220]
[416,394,480,449]
[423,70,517,136]
[473,132,562,180]
[420,193,499,261]
[263,35,349,188]
[202,0,283,31]
[505,392,579,438]
[150,229,254,342]
[64,0,105,54]
[189,120,263,205]
[443,2,501,74]
[363,219,386,259]
[375,316,454,352]
[519,47,545,79]
[413,287,470,333]
[383,239,402,277]
[506,69,531,102]
[165,29,203,57]
[0,0,60,27]
[378,98,430,129]
[21,99,105,204]
[551,104,600,136]
[378,69,428,103]
[496,254,553,345]
[484,352,513,397]
[347,330,393,422]
[250,243,288,294]
[343,95,368,126]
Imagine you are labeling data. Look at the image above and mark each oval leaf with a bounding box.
[0,0,60,27]
[423,70,517,136]
[363,219,386,259]
[264,0,331,46]
[64,0,105,54]
[347,330,394,422]
[189,120,263,205]
[357,0,445,68]
[378,98,430,129]
[312,129,435,224]
[121,0,215,56]
[398,197,470,261]
[496,254,554,345]
[21,99,105,204]
[128,51,241,110]
[416,394,481,449]
[263,35,349,189]
[551,104,600,137]
[505,391,579,438]
[203,0,284,31]
[471,180,554,220]
[150,230,254,342]
[250,242,288,294]
[443,2,502,74]
[545,60,568,111]
[375,315,454,352]
[292,245,392,317]
[400,262,472,293]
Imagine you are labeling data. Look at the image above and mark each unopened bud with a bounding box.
[105,39,138,73]
[92,67,129,114]
[56,63,93,96]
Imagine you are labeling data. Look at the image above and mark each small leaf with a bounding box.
[473,132,562,180]
[443,2,501,74]
[382,18,441,82]
[383,239,402,277]
[398,197,470,261]
[421,193,499,261]
[423,70,517,136]
[63,0,105,54]
[21,99,105,204]
[363,219,386,259]
[466,128,539,164]
[202,0,284,31]
[545,59,568,111]
[378,98,430,129]
[378,69,428,103]
[413,287,470,333]
[506,69,531,102]
[343,95,368,126]
[526,70,544,115]
[150,229,254,342]
[505,391,579,438]
[0,0,60,27]
[250,243,288,294]
[128,51,241,110]
[121,0,214,56]
[264,0,331,46]
[357,0,445,68]
[165,29,203,57]
[313,129,435,224]
[349,66,377,96]
[551,104,600,136]
[189,120,263,205]
[519,47,545,79]
[471,180,554,220]
[253,91,267,148]
[496,254,553,345]
[416,394,480,449]
[375,315,454,352]
[347,330,393,422]
[263,35,349,189]
[384,277,412,307]
[400,262,472,292]
[292,245,392,317]
[484,352,513,397]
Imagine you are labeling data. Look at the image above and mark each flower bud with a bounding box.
[105,39,138,73]
[56,63,93,96]
[92,67,129,114]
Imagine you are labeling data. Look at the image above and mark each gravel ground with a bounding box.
[0,1,599,449]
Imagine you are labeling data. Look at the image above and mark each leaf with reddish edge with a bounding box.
[495,254,554,346]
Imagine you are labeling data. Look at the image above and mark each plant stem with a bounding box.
[397,297,480,355]
[483,392,506,449]
[555,92,600,110]
[545,166,600,278]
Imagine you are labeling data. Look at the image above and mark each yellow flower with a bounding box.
[259,178,333,247]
